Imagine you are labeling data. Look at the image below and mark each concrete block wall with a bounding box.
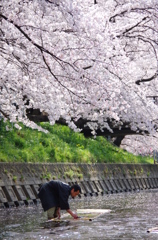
[0,163,158,208]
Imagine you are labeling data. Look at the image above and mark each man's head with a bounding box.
[70,184,81,198]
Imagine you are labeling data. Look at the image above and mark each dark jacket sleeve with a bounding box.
[57,181,70,210]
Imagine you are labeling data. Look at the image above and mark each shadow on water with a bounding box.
[0,190,158,239]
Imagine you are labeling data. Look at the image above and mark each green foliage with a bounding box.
[0,120,154,164]
[63,167,83,180]
[12,175,17,182]
[64,169,74,180]
[14,138,26,149]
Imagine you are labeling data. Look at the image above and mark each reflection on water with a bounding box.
[0,190,158,239]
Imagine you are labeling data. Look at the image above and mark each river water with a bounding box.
[0,190,158,240]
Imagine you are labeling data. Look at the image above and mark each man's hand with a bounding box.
[66,209,79,219]
[71,212,79,219]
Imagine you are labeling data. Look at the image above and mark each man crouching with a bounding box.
[38,180,81,220]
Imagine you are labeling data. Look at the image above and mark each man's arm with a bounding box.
[66,209,79,219]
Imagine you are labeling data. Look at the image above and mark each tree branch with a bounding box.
[135,73,157,85]
[0,13,78,72]
[0,109,9,119]
[109,7,153,23]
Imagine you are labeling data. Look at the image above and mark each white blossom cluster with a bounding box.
[0,0,158,151]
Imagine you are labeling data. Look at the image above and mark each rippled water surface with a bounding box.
[0,190,158,240]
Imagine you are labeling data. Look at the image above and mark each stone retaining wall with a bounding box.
[0,163,158,208]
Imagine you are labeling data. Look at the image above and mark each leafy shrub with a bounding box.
[14,138,26,149]
[0,120,154,164]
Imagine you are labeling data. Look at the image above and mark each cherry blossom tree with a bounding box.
[0,0,158,152]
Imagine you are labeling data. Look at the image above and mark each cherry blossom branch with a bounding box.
[41,51,94,106]
[0,109,9,119]
[0,13,78,72]
[109,7,154,23]
[135,73,158,85]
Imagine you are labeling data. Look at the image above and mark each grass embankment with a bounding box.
[0,120,153,164]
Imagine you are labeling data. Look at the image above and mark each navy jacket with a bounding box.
[38,180,71,211]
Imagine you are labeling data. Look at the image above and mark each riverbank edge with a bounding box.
[0,163,158,208]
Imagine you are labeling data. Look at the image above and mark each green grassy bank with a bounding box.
[0,120,153,164]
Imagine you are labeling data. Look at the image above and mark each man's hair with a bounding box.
[71,184,81,193]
